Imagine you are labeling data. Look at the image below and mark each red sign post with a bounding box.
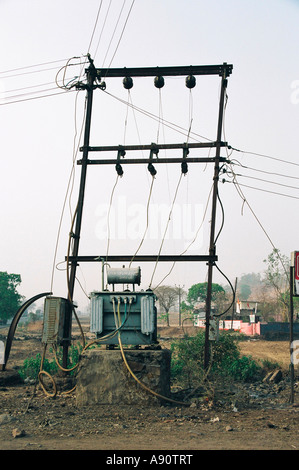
[291,251,299,296]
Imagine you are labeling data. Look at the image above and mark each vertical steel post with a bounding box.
[62,58,96,368]
[289,265,294,404]
[204,67,228,371]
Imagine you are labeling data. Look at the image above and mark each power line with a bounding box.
[104,0,136,73]
[228,171,299,192]
[231,160,299,181]
[227,164,290,279]
[230,181,299,200]
[0,88,76,106]
[101,88,214,143]
[0,62,84,80]
[93,0,113,61]
[101,0,127,67]
[86,0,104,54]
[231,146,299,169]
[0,58,72,75]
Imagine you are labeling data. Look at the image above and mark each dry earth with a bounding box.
[0,321,298,455]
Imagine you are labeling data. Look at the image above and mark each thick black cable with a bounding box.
[213,263,235,318]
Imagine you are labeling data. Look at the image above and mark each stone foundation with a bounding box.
[75,349,171,407]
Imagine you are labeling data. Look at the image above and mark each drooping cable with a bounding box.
[149,173,183,289]
[105,175,120,265]
[154,184,213,289]
[227,163,290,281]
[129,175,155,268]
[101,88,214,143]
[213,263,235,318]
[50,90,87,294]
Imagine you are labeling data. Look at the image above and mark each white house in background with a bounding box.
[236,300,259,314]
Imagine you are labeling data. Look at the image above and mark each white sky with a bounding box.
[0,0,299,311]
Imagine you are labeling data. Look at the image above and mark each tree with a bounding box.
[238,272,262,300]
[187,282,225,307]
[0,272,24,323]
[263,248,290,321]
[154,285,178,326]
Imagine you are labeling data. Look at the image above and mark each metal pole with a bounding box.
[204,69,228,371]
[290,266,294,404]
[231,277,238,330]
[62,57,96,368]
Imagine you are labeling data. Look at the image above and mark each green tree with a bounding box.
[187,282,225,306]
[0,272,24,323]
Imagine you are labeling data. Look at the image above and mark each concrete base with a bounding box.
[75,349,171,407]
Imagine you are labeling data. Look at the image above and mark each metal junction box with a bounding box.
[42,296,72,345]
[90,290,157,346]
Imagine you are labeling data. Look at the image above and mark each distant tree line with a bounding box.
[154,249,299,325]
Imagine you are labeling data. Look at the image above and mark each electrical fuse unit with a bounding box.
[42,296,72,345]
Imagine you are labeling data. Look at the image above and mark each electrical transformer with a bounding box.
[90,267,157,346]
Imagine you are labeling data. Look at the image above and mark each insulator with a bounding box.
[154,76,165,88]
[181,161,188,174]
[123,76,133,89]
[148,163,157,176]
[185,75,196,89]
[115,163,124,176]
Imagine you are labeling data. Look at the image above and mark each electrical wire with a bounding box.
[153,184,213,289]
[0,58,73,75]
[213,263,235,318]
[104,0,136,74]
[93,0,113,60]
[226,170,299,192]
[226,163,290,280]
[149,173,183,289]
[50,90,87,294]
[230,159,299,182]
[0,89,76,106]
[230,146,299,169]
[86,0,104,55]
[221,91,290,282]
[101,88,214,143]
[105,174,120,265]
[101,0,127,67]
[129,174,155,267]
[112,297,190,406]
[228,180,299,201]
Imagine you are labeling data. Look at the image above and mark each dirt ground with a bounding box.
[0,321,298,453]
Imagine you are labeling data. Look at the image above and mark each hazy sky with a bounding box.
[1,0,299,311]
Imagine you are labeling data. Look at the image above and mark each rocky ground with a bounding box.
[0,323,298,453]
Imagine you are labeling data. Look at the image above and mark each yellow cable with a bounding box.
[38,345,57,398]
[114,298,190,407]
[39,297,190,406]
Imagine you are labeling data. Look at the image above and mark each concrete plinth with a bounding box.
[75,349,171,407]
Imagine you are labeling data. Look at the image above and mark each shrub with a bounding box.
[18,343,82,381]
[170,330,262,387]
[18,353,57,381]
